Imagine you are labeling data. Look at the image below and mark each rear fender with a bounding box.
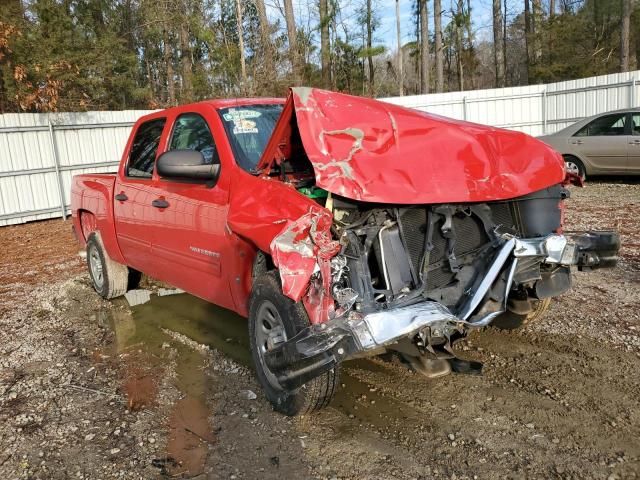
[71,174,125,264]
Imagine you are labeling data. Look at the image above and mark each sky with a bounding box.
[264,0,513,53]
[371,0,523,46]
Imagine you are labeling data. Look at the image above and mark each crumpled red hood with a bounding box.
[259,87,565,203]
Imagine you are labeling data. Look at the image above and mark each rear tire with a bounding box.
[86,233,130,299]
[491,298,552,330]
[248,272,339,416]
[563,155,586,181]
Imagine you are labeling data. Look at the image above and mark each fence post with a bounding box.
[47,119,67,220]
[462,96,468,121]
[542,90,547,135]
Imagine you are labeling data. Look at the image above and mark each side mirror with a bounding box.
[156,150,220,181]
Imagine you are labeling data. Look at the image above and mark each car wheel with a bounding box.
[86,232,130,299]
[491,298,552,330]
[563,155,586,181]
[249,272,339,416]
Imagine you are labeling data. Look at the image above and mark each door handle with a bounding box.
[151,198,170,209]
[571,140,583,145]
[114,192,128,202]
[629,139,640,145]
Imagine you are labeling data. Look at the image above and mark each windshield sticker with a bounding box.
[223,109,262,122]
[233,119,258,134]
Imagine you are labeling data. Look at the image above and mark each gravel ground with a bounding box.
[0,179,638,479]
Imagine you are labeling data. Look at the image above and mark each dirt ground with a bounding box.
[1,179,639,480]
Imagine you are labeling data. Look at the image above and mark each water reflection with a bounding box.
[106,291,250,477]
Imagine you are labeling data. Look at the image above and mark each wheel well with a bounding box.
[252,251,276,281]
[78,210,98,243]
[562,154,586,172]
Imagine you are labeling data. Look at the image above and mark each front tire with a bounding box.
[86,233,130,299]
[491,298,552,330]
[249,272,339,416]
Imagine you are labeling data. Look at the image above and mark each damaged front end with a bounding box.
[264,189,619,389]
[238,87,620,390]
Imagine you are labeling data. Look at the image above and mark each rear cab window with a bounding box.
[126,118,166,178]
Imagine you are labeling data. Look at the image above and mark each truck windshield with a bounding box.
[218,104,283,172]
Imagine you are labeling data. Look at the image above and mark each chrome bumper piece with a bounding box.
[514,234,576,264]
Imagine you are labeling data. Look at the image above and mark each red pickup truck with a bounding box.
[71,88,619,415]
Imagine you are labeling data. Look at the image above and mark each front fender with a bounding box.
[227,171,339,322]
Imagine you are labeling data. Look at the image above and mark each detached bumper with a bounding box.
[514,230,620,270]
[265,230,620,390]
[264,302,471,389]
[566,231,619,270]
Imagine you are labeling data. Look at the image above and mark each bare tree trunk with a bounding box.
[283,0,300,84]
[366,0,374,94]
[180,21,193,102]
[620,0,631,72]
[531,0,542,64]
[255,0,274,93]
[434,0,444,92]
[549,0,555,16]
[235,0,247,91]
[493,0,505,87]
[396,0,403,96]
[503,0,508,82]
[419,0,430,93]
[455,1,464,91]
[319,0,331,88]
[163,29,175,105]
[122,0,136,50]
[464,0,475,89]
[636,23,640,72]
[145,53,154,101]
[524,0,531,82]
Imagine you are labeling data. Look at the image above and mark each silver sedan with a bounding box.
[538,109,640,179]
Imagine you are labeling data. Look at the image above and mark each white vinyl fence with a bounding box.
[0,110,154,226]
[383,70,639,136]
[1,70,639,226]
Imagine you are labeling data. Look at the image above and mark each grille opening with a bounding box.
[396,204,519,291]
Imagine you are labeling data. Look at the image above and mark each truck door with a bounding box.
[113,117,167,276]
[149,110,235,311]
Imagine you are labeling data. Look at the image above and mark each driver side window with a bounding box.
[127,118,166,178]
[169,113,219,165]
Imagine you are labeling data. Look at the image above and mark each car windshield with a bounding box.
[218,104,284,172]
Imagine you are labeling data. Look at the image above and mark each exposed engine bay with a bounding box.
[262,182,619,389]
[331,186,567,314]
[322,185,569,353]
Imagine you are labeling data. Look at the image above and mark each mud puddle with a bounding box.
[104,292,250,477]
[108,291,415,453]
[117,291,251,366]
[114,293,432,432]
